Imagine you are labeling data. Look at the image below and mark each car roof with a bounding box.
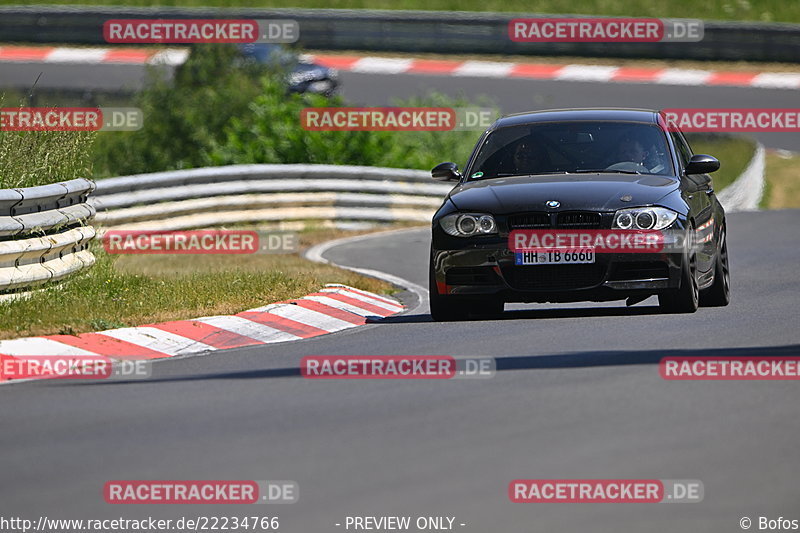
[491,108,661,130]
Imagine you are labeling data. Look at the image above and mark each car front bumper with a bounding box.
[431,235,685,304]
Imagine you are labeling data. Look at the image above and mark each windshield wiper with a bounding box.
[573,169,643,175]
[477,171,570,179]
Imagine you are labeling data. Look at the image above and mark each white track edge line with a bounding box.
[304,227,429,315]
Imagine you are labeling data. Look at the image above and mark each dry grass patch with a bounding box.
[0,228,399,340]
[762,150,800,209]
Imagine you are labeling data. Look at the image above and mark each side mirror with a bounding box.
[685,154,720,175]
[431,162,462,182]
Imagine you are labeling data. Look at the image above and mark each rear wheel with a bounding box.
[700,226,731,307]
[659,243,699,314]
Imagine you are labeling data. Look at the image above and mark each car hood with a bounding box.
[448,173,679,213]
[293,62,331,79]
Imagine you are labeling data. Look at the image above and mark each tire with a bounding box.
[428,258,504,321]
[429,258,468,321]
[659,241,699,314]
[700,226,731,307]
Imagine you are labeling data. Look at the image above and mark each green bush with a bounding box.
[91,44,267,177]
[91,45,485,177]
[208,83,482,170]
[89,45,755,183]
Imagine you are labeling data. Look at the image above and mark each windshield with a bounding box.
[239,43,297,67]
[467,121,674,180]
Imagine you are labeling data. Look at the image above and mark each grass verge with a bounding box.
[685,134,757,191]
[1,0,795,23]
[762,150,800,209]
[0,228,399,340]
[0,119,95,189]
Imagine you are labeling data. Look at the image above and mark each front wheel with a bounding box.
[429,259,468,321]
[429,260,504,321]
[700,226,731,307]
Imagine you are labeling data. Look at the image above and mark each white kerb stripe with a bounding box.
[454,61,515,78]
[350,57,413,74]
[244,304,355,332]
[0,337,97,357]
[336,288,403,310]
[196,316,300,343]
[320,288,402,312]
[655,69,713,85]
[325,284,402,307]
[100,327,216,356]
[555,65,618,82]
[750,73,800,89]
[302,295,383,318]
[45,48,110,63]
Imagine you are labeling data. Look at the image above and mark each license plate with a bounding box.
[515,248,595,265]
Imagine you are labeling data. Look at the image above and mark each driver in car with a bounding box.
[617,137,648,166]
[512,138,550,175]
[613,136,668,173]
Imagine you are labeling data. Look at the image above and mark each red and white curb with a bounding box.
[0,46,188,66]
[0,284,403,382]
[305,53,800,90]
[1,45,797,89]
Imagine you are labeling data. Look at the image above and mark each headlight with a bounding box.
[612,207,678,230]
[440,213,497,237]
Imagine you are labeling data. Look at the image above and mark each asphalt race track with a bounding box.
[1,209,798,532]
[0,62,172,93]
[339,71,800,152]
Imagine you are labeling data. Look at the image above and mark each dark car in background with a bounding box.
[238,43,339,96]
[429,108,731,321]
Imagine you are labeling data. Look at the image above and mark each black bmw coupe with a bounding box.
[429,108,730,321]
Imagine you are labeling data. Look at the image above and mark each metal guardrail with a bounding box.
[0,179,97,293]
[91,164,452,232]
[0,6,799,63]
[0,153,761,294]
[92,153,762,234]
